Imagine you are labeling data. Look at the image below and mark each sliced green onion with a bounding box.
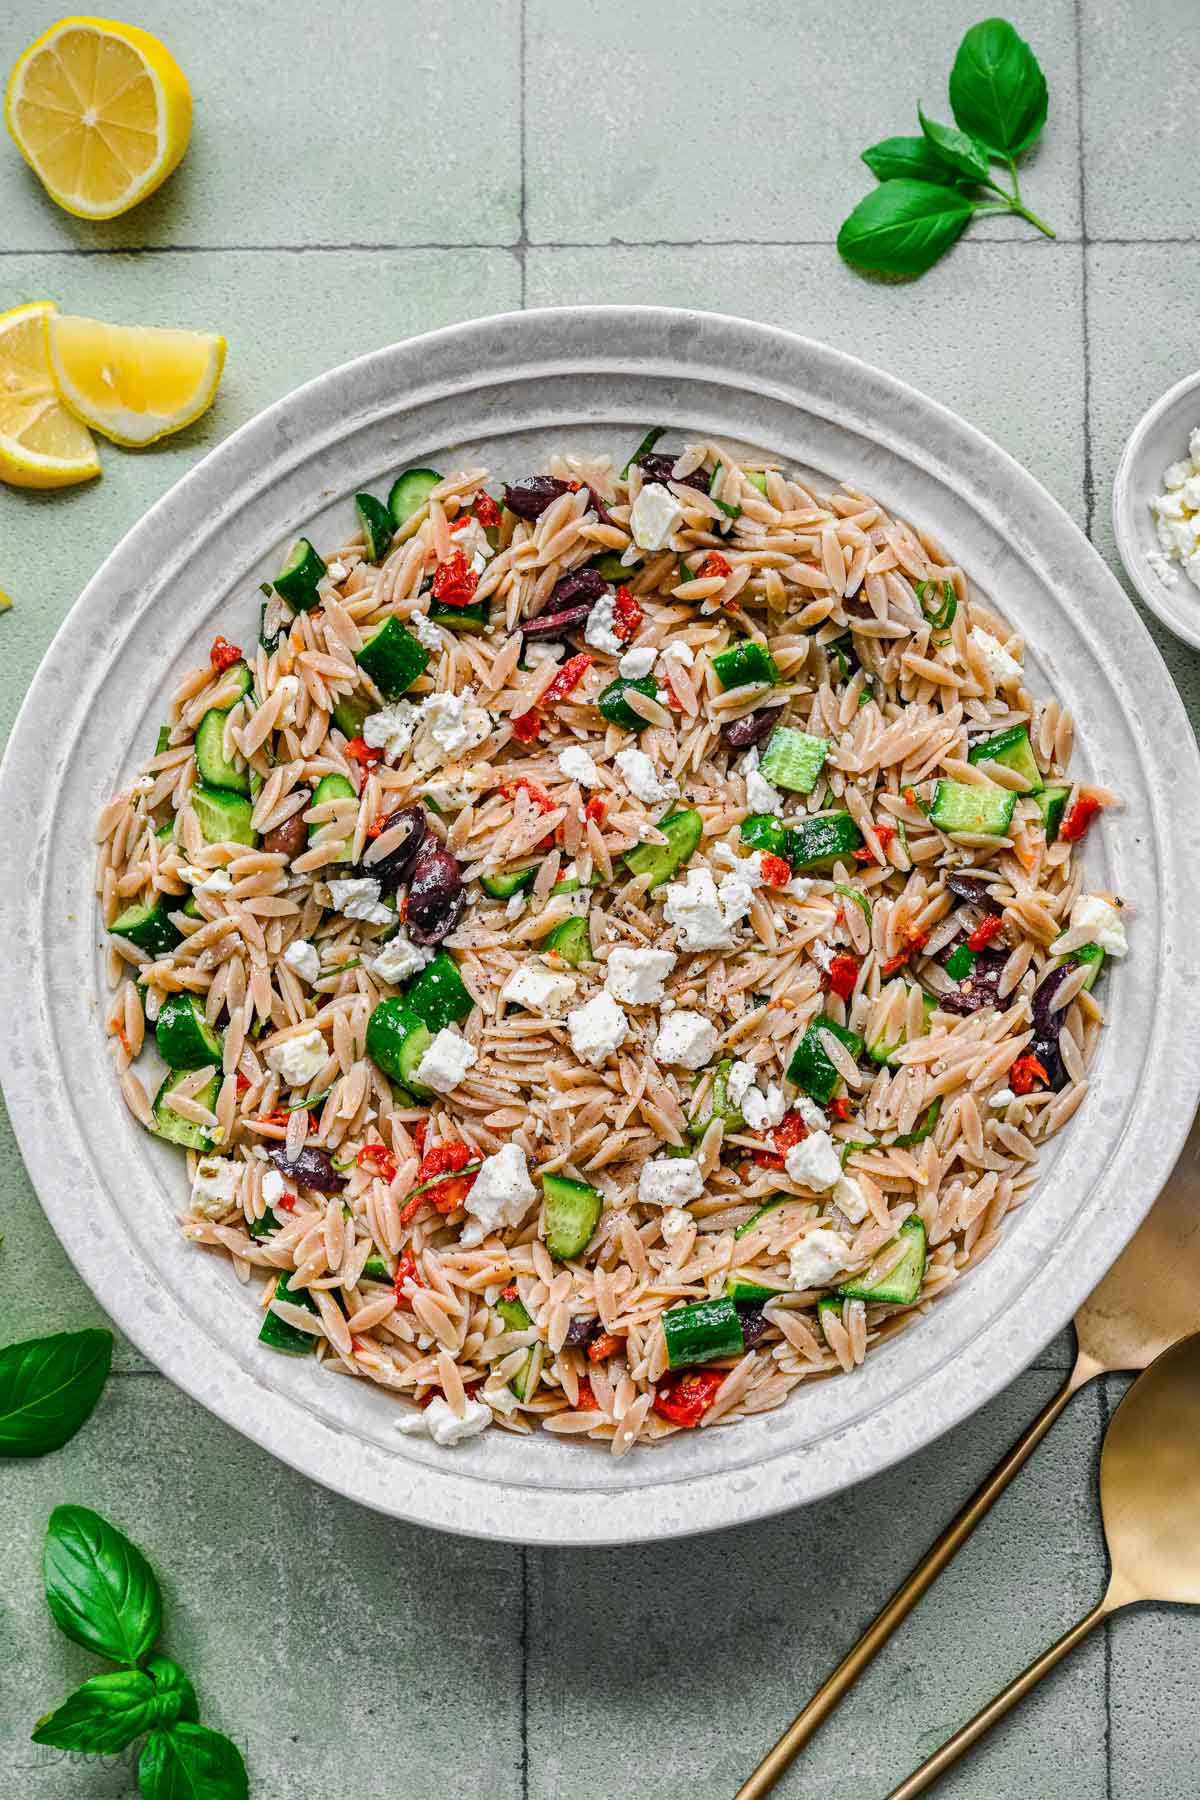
[916,578,957,629]
[834,883,873,922]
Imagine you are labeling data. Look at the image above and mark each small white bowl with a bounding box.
[1113,368,1200,652]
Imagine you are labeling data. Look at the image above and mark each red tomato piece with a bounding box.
[356,1141,398,1184]
[392,1254,424,1304]
[758,852,792,889]
[611,585,643,642]
[430,549,480,607]
[209,635,242,672]
[697,552,731,580]
[1060,794,1101,842]
[502,776,557,814]
[587,1332,623,1364]
[510,709,542,743]
[584,795,607,824]
[574,1376,598,1411]
[344,736,382,768]
[1009,1053,1049,1095]
[967,914,1004,952]
[753,1111,808,1169]
[828,1096,852,1122]
[653,1369,725,1428]
[828,953,859,1001]
[472,491,502,529]
[542,651,593,704]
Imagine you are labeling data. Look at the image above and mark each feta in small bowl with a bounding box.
[1113,367,1200,652]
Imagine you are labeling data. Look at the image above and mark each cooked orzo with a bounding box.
[96,431,1126,1453]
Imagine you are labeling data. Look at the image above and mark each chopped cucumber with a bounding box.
[550,870,598,897]
[944,942,976,980]
[746,471,770,497]
[711,640,779,690]
[787,1014,864,1105]
[402,951,475,1031]
[725,1268,792,1302]
[273,538,326,612]
[110,897,183,959]
[929,780,1017,837]
[894,1096,942,1147]
[154,818,175,843]
[332,693,371,741]
[967,725,1043,792]
[623,808,703,890]
[193,783,257,848]
[194,706,249,795]
[155,994,222,1071]
[834,883,873,923]
[760,727,829,795]
[709,464,741,519]
[734,1196,790,1240]
[663,1296,744,1369]
[1056,938,1105,990]
[479,866,538,900]
[259,1272,319,1354]
[621,427,665,478]
[496,1290,535,1399]
[307,771,356,865]
[598,675,660,732]
[740,813,793,860]
[542,1172,603,1261]
[590,551,634,581]
[1036,784,1070,842]
[355,492,394,563]
[788,811,863,870]
[838,1216,927,1305]
[687,1058,744,1139]
[248,1208,279,1241]
[355,617,428,700]
[151,1069,220,1151]
[429,596,490,632]
[544,915,592,967]
[362,1254,393,1281]
[867,990,934,1066]
[817,1293,844,1344]
[388,466,442,529]
[365,999,432,1093]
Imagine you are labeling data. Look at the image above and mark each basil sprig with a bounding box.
[0,1328,112,1457]
[32,1507,247,1798]
[840,18,1055,277]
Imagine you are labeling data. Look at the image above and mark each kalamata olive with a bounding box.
[939,949,1007,1015]
[406,840,466,945]
[638,453,711,495]
[519,603,596,639]
[583,484,612,526]
[1030,1030,1067,1092]
[503,476,570,520]
[736,1302,769,1347]
[550,567,607,609]
[267,1144,346,1194]
[363,804,427,892]
[1032,963,1072,1036]
[563,1316,594,1349]
[261,807,309,861]
[722,707,781,751]
[944,871,1004,912]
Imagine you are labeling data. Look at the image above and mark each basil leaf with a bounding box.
[917,106,992,183]
[32,1668,167,1753]
[44,1504,162,1666]
[949,17,1049,157]
[0,1328,112,1457]
[837,180,975,276]
[138,1722,249,1800]
[145,1654,199,1724]
[861,136,971,189]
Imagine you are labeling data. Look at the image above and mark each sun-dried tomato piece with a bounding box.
[828,954,859,1001]
[472,491,502,529]
[758,852,792,889]
[611,584,643,642]
[502,776,557,814]
[697,552,731,581]
[542,651,593,704]
[430,549,480,608]
[392,1254,425,1305]
[587,1332,623,1364]
[1060,794,1101,842]
[344,736,382,770]
[574,1376,598,1410]
[356,1141,397,1184]
[209,635,242,672]
[584,795,607,824]
[1009,1053,1050,1095]
[967,914,1005,952]
[510,709,542,743]
[653,1369,725,1428]
[753,1111,808,1169]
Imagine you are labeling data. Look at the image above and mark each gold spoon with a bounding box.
[735,1117,1200,1800]
[887,1328,1200,1797]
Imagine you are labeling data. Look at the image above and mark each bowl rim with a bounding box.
[1112,364,1200,652]
[3,304,1199,1546]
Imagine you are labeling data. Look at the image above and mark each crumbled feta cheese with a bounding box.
[618,644,658,679]
[663,866,733,951]
[328,877,393,926]
[459,1143,538,1247]
[283,938,321,985]
[788,1226,852,1291]
[265,1028,328,1087]
[788,877,815,901]
[484,1381,522,1416]
[661,640,694,669]
[638,1156,704,1207]
[1151,431,1200,593]
[832,1174,869,1224]
[630,482,684,551]
[793,1094,828,1132]
[409,609,443,650]
[654,1008,718,1070]
[273,674,300,727]
[615,746,677,805]
[557,745,602,788]
[396,1396,492,1444]
[567,991,629,1066]
[327,560,348,582]
[414,1028,478,1094]
[808,938,836,974]
[190,1156,241,1219]
[727,1059,757,1109]
[525,643,563,666]
[604,946,676,1005]
[181,864,233,895]
[260,1167,289,1209]
[972,629,1023,687]
[660,1207,692,1243]
[584,593,624,656]
[412,689,493,765]
[368,928,433,985]
[505,891,527,921]
[989,1087,1015,1109]
[784,1128,843,1191]
[130,774,155,795]
[741,1081,787,1132]
[500,962,577,1017]
[362,700,418,762]
[740,745,782,814]
[716,860,762,931]
[1068,893,1128,958]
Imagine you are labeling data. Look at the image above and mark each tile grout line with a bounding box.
[516,9,530,1788]
[517,0,528,308]
[1098,1376,1114,1800]
[519,1544,530,1800]
[1074,0,1095,542]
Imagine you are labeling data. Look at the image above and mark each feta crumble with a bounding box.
[567,991,629,1066]
[368,928,432,985]
[414,1028,478,1094]
[832,1173,869,1224]
[396,1396,492,1445]
[614,746,677,805]
[181,864,233,895]
[654,1008,718,1070]
[500,962,577,1017]
[741,1081,787,1132]
[190,1156,241,1219]
[663,866,732,950]
[989,1087,1016,1109]
[784,1128,843,1191]
[1068,893,1128,958]
[660,1207,692,1243]
[283,938,321,985]
[328,877,393,926]
[1150,427,1200,592]
[638,1156,704,1207]
[605,945,676,1005]
[265,1028,328,1087]
[409,609,443,650]
[618,644,658,679]
[629,482,684,551]
[972,629,1023,688]
[584,593,624,656]
[557,744,602,788]
[261,1168,289,1209]
[460,1143,538,1247]
[740,745,783,814]
[362,700,418,762]
[412,689,493,765]
[789,1226,853,1291]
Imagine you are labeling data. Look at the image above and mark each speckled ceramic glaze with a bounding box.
[1113,367,1200,651]
[2,308,1198,1546]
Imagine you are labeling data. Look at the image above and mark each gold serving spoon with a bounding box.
[735,1116,1200,1800]
[886,1327,1200,1797]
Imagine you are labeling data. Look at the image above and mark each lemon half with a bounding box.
[0,301,100,489]
[48,314,225,446]
[5,15,191,221]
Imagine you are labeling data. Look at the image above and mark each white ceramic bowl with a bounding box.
[1113,368,1200,651]
[3,307,1200,1546]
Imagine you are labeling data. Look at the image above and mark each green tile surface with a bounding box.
[1,0,1197,1794]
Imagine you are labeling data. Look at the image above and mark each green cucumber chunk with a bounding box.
[110,898,183,959]
[151,1069,220,1151]
[362,1254,393,1282]
[355,492,394,563]
[590,551,634,581]
[598,675,660,732]
[929,780,1017,837]
[155,994,222,1070]
[365,1000,432,1093]
[429,597,490,632]
[194,706,250,794]
[1056,938,1105,990]
[709,464,741,519]
[354,616,429,700]
[622,808,703,890]
[746,471,770,496]
[967,724,1043,792]
[496,1291,535,1399]
[894,1096,942,1148]
[760,727,829,794]
[788,811,863,870]
[711,640,779,690]
[725,1268,792,1302]
[1036,784,1070,842]
[259,1272,319,1354]
[155,724,171,755]
[274,538,326,612]
[402,950,474,1030]
[817,1294,844,1344]
[867,989,934,1067]
[687,1057,744,1139]
[740,813,792,860]
[308,771,356,865]
[248,1208,279,1241]
[542,1172,603,1261]
[543,915,592,967]
[663,1296,745,1369]
[838,1216,927,1306]
[787,1014,864,1105]
[479,866,538,900]
[734,1196,790,1240]
[944,942,976,980]
[388,466,442,529]
[332,693,371,741]
[193,783,258,848]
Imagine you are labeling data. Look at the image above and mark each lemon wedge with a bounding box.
[48,314,225,446]
[0,301,100,489]
[5,15,191,220]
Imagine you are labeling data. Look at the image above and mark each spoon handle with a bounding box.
[734,1368,1082,1800]
[884,1598,1113,1798]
